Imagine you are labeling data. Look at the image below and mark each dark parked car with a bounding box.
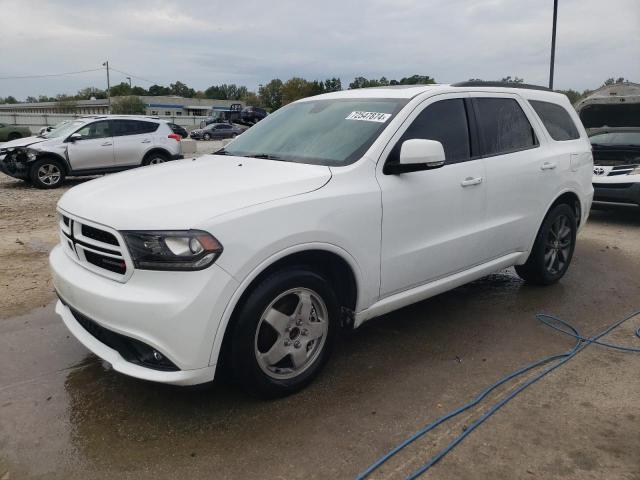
[190,123,244,140]
[0,123,31,141]
[240,106,267,124]
[168,123,189,139]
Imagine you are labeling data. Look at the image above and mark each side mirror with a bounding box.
[384,139,446,174]
[67,133,82,143]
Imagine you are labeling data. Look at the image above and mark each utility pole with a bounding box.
[549,0,558,90]
[126,76,132,88]
[103,61,111,112]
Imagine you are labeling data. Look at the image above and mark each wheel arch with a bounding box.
[520,189,583,264]
[33,152,70,173]
[141,147,172,164]
[209,244,361,371]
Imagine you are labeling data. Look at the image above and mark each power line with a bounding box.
[109,67,157,85]
[0,67,104,81]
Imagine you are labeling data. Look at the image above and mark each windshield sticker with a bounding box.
[345,111,392,123]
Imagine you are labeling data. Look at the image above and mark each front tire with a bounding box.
[203,133,211,141]
[515,204,577,285]
[30,158,65,189]
[230,267,339,398]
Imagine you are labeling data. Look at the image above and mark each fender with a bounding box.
[518,187,586,264]
[207,242,364,368]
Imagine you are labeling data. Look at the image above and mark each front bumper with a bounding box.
[50,244,239,385]
[593,181,640,205]
[0,150,29,179]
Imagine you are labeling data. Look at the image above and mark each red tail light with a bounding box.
[168,133,181,141]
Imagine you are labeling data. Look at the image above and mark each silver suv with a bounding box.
[0,116,183,188]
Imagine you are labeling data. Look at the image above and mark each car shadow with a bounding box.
[589,203,640,227]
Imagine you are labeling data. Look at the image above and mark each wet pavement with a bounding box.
[1,203,639,479]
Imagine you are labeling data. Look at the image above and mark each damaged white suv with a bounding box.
[0,116,183,188]
[50,83,593,397]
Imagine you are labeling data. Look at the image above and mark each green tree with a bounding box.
[500,76,524,83]
[204,84,248,100]
[131,86,148,96]
[259,79,284,111]
[281,77,315,105]
[111,96,146,114]
[109,82,132,97]
[169,81,195,97]
[323,77,342,92]
[241,91,262,107]
[25,96,38,103]
[76,87,107,100]
[148,84,171,96]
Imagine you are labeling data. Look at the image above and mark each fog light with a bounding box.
[152,350,163,361]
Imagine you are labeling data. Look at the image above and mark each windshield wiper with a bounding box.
[244,153,286,161]
[213,148,228,155]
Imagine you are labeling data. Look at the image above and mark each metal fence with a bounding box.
[0,112,210,133]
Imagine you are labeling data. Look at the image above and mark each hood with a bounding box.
[0,135,45,150]
[58,155,332,230]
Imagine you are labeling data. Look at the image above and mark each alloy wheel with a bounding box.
[37,164,61,186]
[148,157,165,165]
[254,287,329,380]
[544,214,572,275]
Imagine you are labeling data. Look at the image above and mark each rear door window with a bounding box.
[388,98,472,165]
[530,100,580,141]
[473,98,538,156]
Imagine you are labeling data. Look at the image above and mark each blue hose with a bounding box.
[357,310,640,480]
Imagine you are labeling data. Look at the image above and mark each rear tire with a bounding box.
[29,158,65,189]
[229,267,339,398]
[515,203,576,285]
[8,132,22,141]
[142,151,169,166]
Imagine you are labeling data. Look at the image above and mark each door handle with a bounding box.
[101,142,112,147]
[141,139,151,144]
[461,176,483,187]
[541,161,557,170]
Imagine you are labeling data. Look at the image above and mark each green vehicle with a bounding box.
[0,123,31,141]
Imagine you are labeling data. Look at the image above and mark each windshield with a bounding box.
[590,132,640,147]
[221,98,408,166]
[41,120,85,139]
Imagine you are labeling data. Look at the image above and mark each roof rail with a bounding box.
[452,81,551,91]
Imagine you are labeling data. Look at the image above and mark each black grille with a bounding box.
[81,224,119,246]
[84,249,127,274]
[66,303,179,371]
[593,182,634,189]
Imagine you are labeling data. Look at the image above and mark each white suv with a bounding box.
[50,83,593,397]
[0,116,183,188]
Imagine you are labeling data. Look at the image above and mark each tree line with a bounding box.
[0,75,633,111]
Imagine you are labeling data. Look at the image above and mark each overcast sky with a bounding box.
[0,0,638,100]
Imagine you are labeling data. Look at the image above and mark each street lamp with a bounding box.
[549,0,558,89]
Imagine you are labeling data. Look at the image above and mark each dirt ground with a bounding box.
[1,165,639,479]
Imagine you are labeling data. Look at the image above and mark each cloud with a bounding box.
[0,0,638,99]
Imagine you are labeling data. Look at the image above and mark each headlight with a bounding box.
[628,165,640,175]
[122,230,223,271]
[26,149,37,161]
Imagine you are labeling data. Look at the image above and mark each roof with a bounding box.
[303,83,568,102]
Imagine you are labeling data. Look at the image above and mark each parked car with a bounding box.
[589,128,640,205]
[0,116,183,188]
[168,123,189,139]
[190,122,243,140]
[240,106,267,124]
[0,123,31,141]
[199,104,244,128]
[50,82,593,398]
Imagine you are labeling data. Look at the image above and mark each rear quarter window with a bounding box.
[529,100,580,141]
